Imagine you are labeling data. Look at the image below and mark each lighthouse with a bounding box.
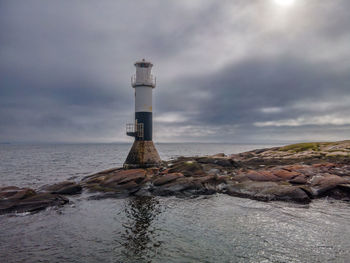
[124,59,161,168]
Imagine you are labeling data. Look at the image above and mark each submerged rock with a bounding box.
[40,181,82,195]
[0,186,68,215]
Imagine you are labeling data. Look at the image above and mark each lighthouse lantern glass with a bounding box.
[135,62,153,86]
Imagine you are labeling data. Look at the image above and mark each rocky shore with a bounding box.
[1,141,350,215]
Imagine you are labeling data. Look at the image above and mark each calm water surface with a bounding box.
[1,143,350,263]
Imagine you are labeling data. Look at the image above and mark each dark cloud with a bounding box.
[0,0,349,143]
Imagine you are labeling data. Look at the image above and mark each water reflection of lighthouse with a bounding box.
[120,196,162,261]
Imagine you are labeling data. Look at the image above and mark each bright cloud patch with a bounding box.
[260,107,283,113]
[154,112,189,123]
[255,115,350,127]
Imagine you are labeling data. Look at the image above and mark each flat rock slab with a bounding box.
[0,186,69,215]
[226,181,310,203]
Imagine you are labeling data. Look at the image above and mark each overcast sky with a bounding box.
[1,0,349,143]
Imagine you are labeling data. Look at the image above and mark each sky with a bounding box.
[1,0,350,143]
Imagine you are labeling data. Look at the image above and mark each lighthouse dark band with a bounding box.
[135,112,153,141]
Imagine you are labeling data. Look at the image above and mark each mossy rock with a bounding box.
[279,143,322,153]
[196,157,236,167]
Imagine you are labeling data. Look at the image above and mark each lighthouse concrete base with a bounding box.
[123,141,161,169]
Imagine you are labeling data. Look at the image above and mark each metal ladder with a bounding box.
[137,123,144,140]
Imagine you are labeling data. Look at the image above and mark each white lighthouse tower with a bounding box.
[124,59,161,168]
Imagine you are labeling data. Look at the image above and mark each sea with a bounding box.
[1,143,350,263]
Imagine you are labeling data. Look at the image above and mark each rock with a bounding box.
[151,174,225,197]
[133,188,153,197]
[89,180,141,194]
[40,181,82,195]
[133,182,153,197]
[160,168,170,175]
[168,161,204,177]
[0,187,36,200]
[338,183,350,192]
[226,181,278,200]
[298,185,313,198]
[325,187,350,201]
[245,170,280,182]
[264,185,311,203]
[289,174,308,184]
[283,165,307,172]
[211,153,226,158]
[152,177,196,196]
[74,143,350,202]
[231,173,251,182]
[226,181,310,203]
[326,152,349,157]
[87,191,130,200]
[0,187,68,215]
[207,168,220,175]
[253,148,269,154]
[82,168,122,182]
[83,169,147,193]
[115,180,140,190]
[312,163,337,168]
[105,169,146,185]
[192,174,217,184]
[309,174,350,196]
[147,167,159,175]
[153,173,184,186]
[272,169,301,180]
[196,157,235,167]
[117,172,146,185]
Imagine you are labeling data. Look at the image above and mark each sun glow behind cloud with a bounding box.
[273,0,295,7]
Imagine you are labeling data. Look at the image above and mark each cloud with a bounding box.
[0,0,350,143]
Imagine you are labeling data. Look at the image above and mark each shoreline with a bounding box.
[1,140,350,215]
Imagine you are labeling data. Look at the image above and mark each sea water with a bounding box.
[1,143,350,263]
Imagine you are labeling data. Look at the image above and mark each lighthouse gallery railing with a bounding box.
[126,123,144,139]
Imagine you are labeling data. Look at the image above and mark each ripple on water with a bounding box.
[1,144,350,262]
[0,195,350,262]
